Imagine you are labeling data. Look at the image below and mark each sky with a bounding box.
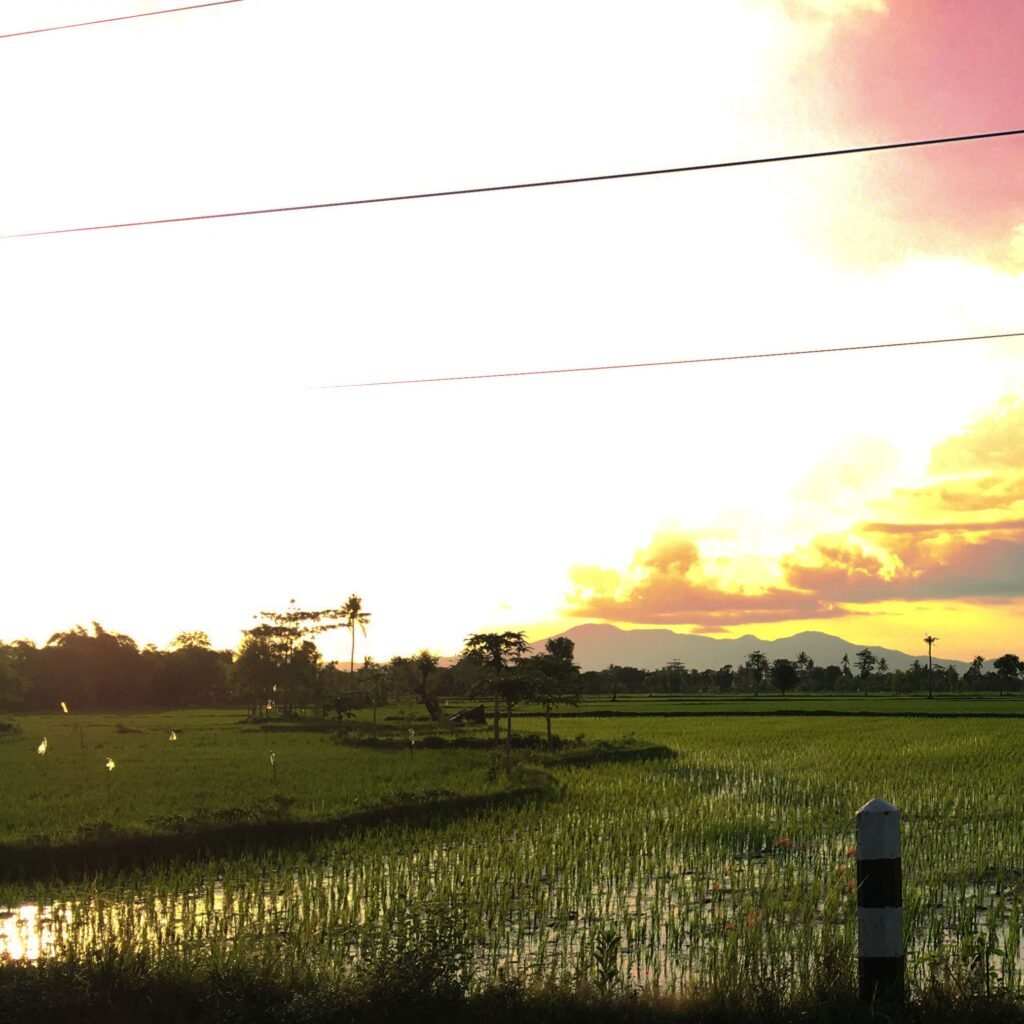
[1,0,1022,665]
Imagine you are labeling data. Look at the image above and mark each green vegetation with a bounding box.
[0,706,668,879]
[454,692,1024,717]
[4,705,1024,1021]
[0,708,533,881]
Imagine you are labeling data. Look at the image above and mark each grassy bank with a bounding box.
[0,708,671,880]
[0,709,503,849]
[2,946,1022,1024]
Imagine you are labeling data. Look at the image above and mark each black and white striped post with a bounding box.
[856,798,904,1003]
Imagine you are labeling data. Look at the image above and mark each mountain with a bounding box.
[529,623,971,673]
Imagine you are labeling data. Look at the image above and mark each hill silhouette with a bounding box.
[531,623,972,673]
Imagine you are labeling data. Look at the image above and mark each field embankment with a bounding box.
[0,708,669,881]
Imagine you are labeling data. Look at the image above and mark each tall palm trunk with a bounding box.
[350,627,356,675]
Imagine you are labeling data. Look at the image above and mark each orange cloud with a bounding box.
[783,524,1024,603]
[890,477,1024,514]
[861,519,1024,535]
[566,396,1024,629]
[567,536,844,628]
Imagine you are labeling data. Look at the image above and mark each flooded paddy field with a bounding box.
[3,711,1024,999]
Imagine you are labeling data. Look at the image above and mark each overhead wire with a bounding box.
[0,0,244,40]
[4,127,1023,239]
[313,332,1024,389]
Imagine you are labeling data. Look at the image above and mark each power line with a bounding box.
[313,331,1024,389]
[6,127,1023,240]
[0,0,244,41]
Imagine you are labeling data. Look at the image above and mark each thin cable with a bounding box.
[0,0,244,40]
[314,331,1024,389]
[6,127,1023,239]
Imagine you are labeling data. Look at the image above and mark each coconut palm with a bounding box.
[341,594,371,674]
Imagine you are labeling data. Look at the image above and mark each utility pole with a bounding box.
[923,635,938,699]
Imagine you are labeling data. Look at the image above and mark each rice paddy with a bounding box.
[3,707,1024,1006]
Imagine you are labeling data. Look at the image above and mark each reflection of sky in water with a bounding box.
[0,884,294,964]
[1,859,1021,992]
[1,903,74,961]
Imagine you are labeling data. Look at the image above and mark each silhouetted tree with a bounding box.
[606,664,647,700]
[855,648,877,691]
[170,631,212,651]
[413,650,442,721]
[744,650,768,696]
[770,658,798,696]
[840,653,852,682]
[943,664,959,692]
[150,636,229,706]
[339,595,370,675]
[460,631,530,744]
[41,623,146,708]
[359,656,392,738]
[528,637,581,747]
[232,624,290,716]
[965,654,986,693]
[993,653,1023,696]
[795,651,814,685]
[0,645,28,709]
[653,659,688,694]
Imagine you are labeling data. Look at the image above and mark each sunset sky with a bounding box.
[1,0,1022,665]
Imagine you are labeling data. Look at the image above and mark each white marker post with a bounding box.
[856,798,904,1004]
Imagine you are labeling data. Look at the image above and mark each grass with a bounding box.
[0,706,670,880]
[4,705,1024,1020]
[6,948,1024,1024]
[0,709,506,847]
[475,693,1024,717]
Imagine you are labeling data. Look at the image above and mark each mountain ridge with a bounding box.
[529,623,974,673]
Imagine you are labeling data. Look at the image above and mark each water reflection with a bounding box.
[1,904,68,961]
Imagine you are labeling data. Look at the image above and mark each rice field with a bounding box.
[3,710,1024,1003]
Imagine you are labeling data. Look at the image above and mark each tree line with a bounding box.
[2,608,1022,714]
[0,600,582,729]
[588,649,1024,698]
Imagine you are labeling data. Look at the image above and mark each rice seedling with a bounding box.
[4,709,1024,1009]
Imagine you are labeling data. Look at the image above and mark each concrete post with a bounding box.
[856,798,904,1003]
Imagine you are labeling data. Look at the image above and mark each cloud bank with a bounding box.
[566,396,1024,629]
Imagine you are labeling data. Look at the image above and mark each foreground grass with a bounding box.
[2,948,1023,1024]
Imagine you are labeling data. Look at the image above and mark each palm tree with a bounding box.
[341,594,371,674]
[923,635,938,699]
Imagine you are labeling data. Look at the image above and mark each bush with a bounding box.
[356,901,473,1018]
